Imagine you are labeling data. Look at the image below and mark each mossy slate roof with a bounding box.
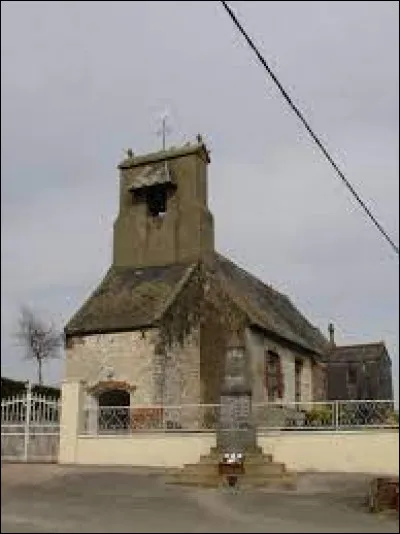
[325,342,389,363]
[65,253,329,355]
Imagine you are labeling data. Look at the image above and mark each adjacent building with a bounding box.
[324,324,393,401]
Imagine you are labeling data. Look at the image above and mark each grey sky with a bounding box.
[1,1,398,400]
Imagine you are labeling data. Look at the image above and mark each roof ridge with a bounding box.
[215,252,275,290]
[334,341,385,349]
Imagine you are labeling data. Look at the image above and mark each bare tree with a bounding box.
[15,306,63,385]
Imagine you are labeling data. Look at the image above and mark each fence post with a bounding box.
[334,400,339,430]
[23,381,32,462]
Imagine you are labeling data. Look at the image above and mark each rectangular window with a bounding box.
[265,352,283,402]
[347,366,357,385]
[295,359,303,402]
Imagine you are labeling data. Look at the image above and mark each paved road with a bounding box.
[1,465,398,533]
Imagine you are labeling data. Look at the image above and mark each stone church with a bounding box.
[64,137,330,421]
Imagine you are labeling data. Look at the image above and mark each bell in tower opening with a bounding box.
[146,184,167,217]
[129,163,176,219]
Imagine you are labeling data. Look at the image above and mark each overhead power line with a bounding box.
[220,1,399,256]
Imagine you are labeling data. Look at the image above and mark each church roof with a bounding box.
[215,255,328,355]
[65,262,195,336]
[65,254,329,356]
[325,342,389,364]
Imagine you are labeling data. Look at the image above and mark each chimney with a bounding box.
[328,323,335,347]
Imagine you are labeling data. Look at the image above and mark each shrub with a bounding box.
[305,406,333,427]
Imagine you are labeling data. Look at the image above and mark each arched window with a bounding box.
[86,381,134,433]
[265,351,284,402]
[98,388,130,407]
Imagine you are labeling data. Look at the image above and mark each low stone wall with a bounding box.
[60,429,399,475]
[259,430,399,475]
[60,382,399,473]
[73,433,216,468]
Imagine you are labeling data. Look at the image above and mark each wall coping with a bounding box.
[78,432,216,440]
[77,429,399,439]
[258,429,399,436]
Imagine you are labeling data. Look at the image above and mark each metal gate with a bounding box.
[1,385,60,463]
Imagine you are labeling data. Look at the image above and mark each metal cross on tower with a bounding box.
[156,110,172,151]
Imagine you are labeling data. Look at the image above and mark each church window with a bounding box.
[347,366,357,386]
[265,351,284,402]
[295,358,303,402]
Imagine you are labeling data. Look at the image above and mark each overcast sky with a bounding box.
[1,1,398,400]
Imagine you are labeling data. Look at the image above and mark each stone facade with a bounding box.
[323,327,393,402]
[325,349,393,401]
[65,329,200,407]
[245,328,314,404]
[65,323,319,414]
[311,361,327,401]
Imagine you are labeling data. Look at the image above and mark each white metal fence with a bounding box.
[1,386,60,462]
[81,400,399,435]
[253,400,398,430]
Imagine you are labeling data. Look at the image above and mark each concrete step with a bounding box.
[207,446,265,457]
[198,453,274,464]
[182,463,218,475]
[167,446,295,489]
[183,461,286,476]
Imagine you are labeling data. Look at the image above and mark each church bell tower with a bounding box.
[113,136,215,268]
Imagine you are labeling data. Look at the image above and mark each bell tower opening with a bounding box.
[129,164,177,219]
[146,184,167,217]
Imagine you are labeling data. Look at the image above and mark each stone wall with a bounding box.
[300,358,313,403]
[199,306,226,404]
[326,358,393,401]
[259,430,399,475]
[312,361,327,401]
[245,328,314,404]
[65,325,319,412]
[69,429,399,472]
[65,329,200,406]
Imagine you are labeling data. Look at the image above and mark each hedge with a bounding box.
[1,377,60,400]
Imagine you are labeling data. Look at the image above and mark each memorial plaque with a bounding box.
[217,334,257,454]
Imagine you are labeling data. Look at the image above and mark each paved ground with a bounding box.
[1,464,398,533]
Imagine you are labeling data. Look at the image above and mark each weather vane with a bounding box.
[156,110,172,151]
